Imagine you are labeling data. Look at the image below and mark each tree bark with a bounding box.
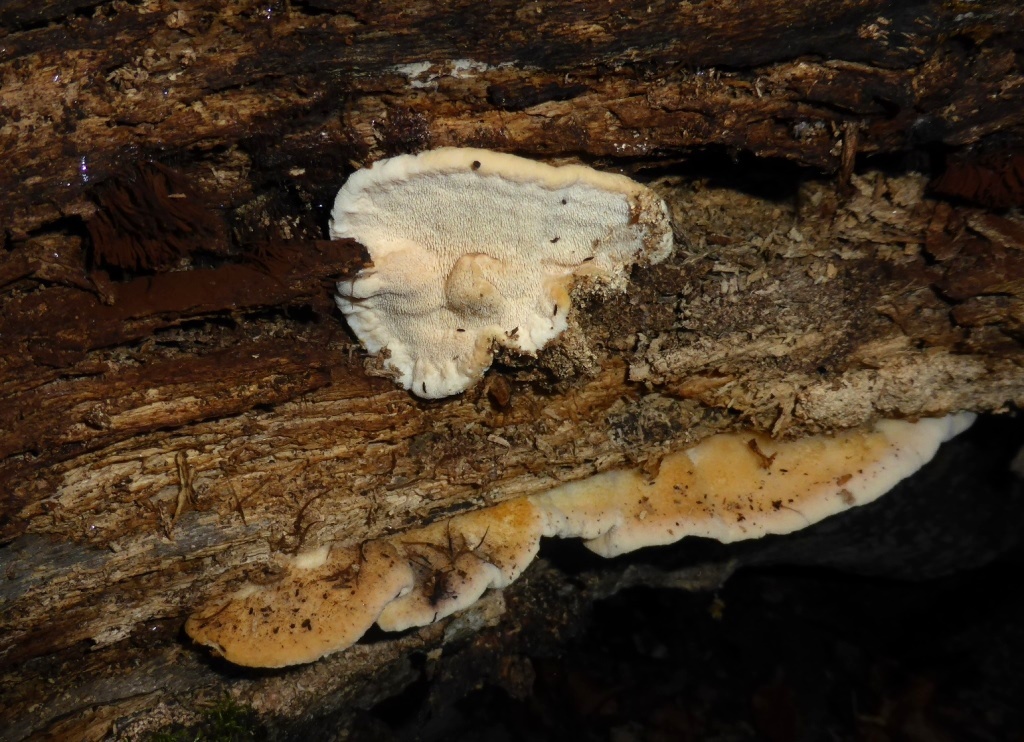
[2,0,1023,738]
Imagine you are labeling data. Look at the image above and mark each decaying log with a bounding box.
[2,0,1023,738]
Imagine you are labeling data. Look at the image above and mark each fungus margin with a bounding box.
[186,413,974,667]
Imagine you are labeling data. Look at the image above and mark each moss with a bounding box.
[147,697,267,742]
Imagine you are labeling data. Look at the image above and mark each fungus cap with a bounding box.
[537,412,977,557]
[378,498,548,632]
[187,413,974,667]
[330,148,673,398]
[184,541,414,668]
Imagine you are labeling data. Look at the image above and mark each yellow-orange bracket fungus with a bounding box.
[187,413,974,668]
[329,148,673,399]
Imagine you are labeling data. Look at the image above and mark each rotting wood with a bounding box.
[4,168,1023,739]
[1,0,1023,738]
[2,1,1022,239]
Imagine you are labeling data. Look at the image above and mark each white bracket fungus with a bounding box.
[187,413,974,667]
[329,148,673,398]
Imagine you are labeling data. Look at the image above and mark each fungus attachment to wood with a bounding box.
[329,147,673,399]
[186,413,974,668]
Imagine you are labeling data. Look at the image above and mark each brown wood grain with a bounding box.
[1,0,1023,738]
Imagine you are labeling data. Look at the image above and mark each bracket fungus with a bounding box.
[329,148,673,398]
[187,413,974,668]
